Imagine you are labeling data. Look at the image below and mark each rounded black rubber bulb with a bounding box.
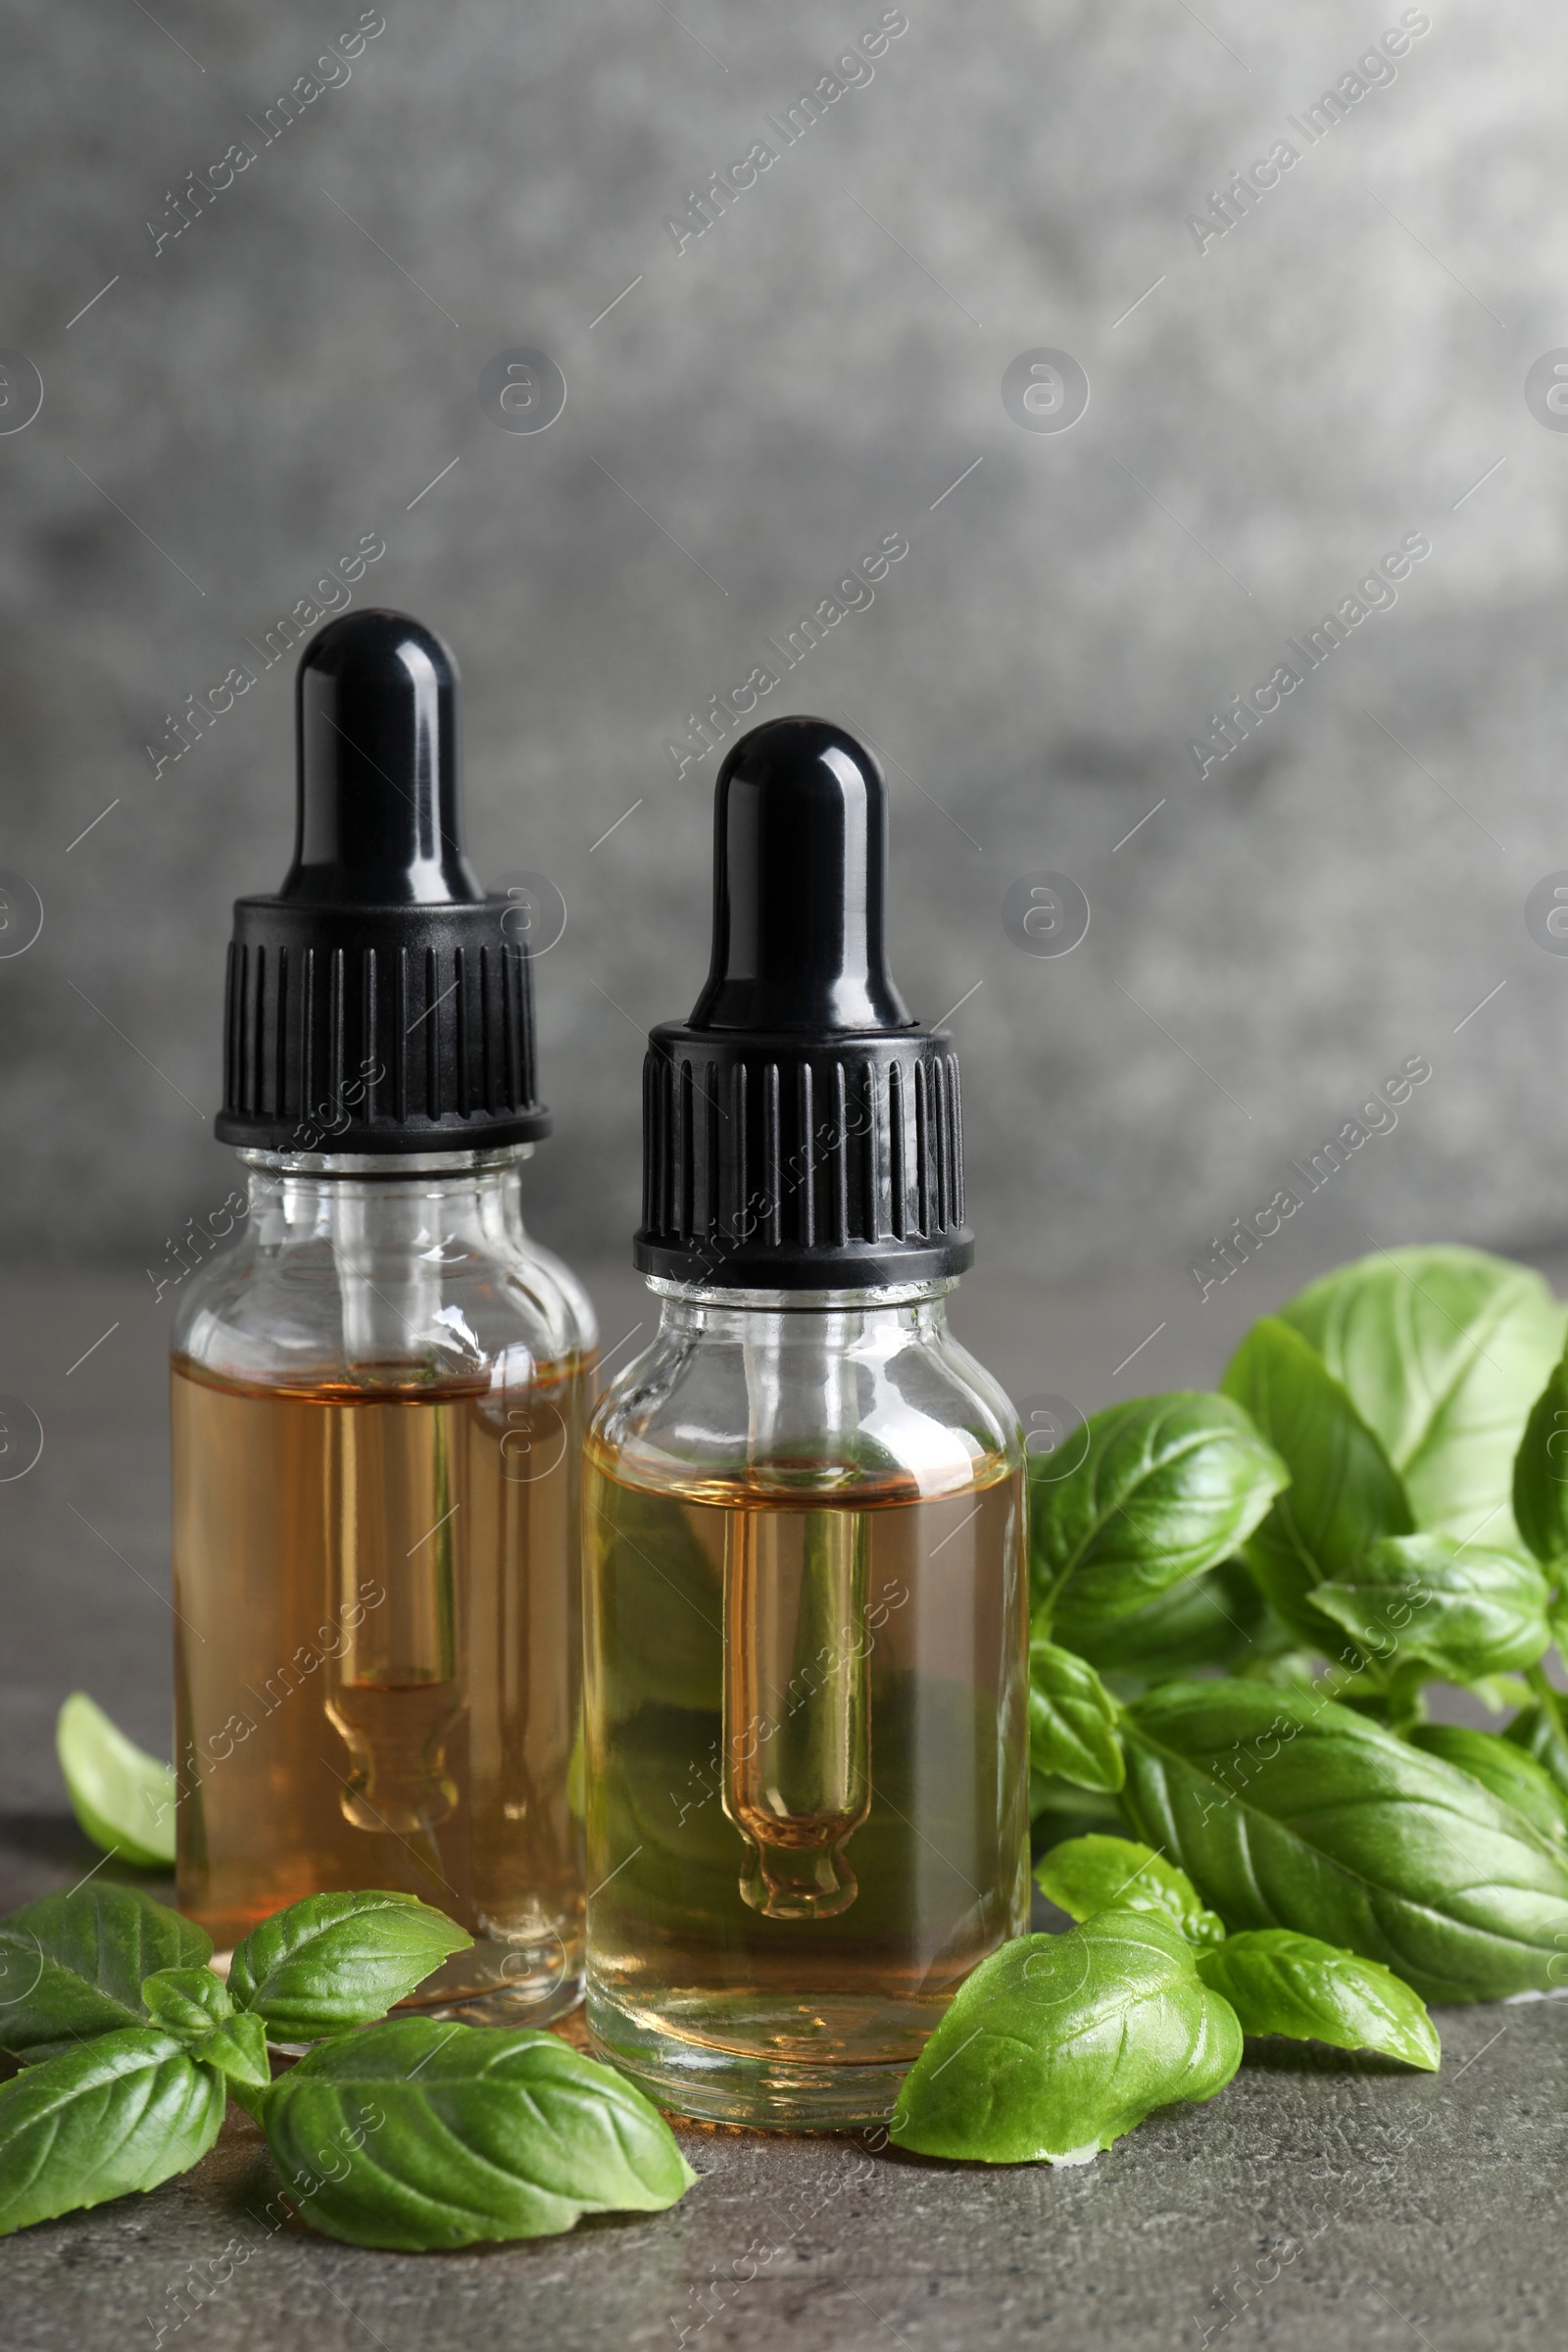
[688,715,913,1034]
[283,609,484,906]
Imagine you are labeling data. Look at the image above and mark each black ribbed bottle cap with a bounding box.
[635,715,971,1288]
[215,611,549,1153]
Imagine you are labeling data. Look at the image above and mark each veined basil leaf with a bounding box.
[889,1911,1242,2165]
[0,1886,212,2062]
[135,1965,272,2107]
[141,1966,232,2039]
[1313,1536,1550,1680]
[0,2029,223,2235]
[1407,1724,1568,1845]
[56,1694,175,1869]
[1067,1559,1285,1686]
[1194,1931,1440,2070]
[1279,1247,1564,1548]
[228,1891,471,2043]
[1121,1679,1568,2000]
[262,2019,696,2248]
[1031,1393,1288,1634]
[1222,1319,1412,1645]
[1028,1642,1124,1792]
[1034,1833,1224,1946]
[1513,1358,1568,1569]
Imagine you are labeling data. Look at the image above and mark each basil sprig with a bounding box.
[0,1885,693,2246]
[898,1837,1447,2163]
[979,1246,1568,2167]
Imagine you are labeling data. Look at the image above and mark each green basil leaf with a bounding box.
[0,1886,212,2062]
[262,2018,696,2248]
[1278,1247,1564,1547]
[1028,1642,1124,1792]
[1313,1536,1551,1680]
[140,1967,232,2038]
[0,2028,223,2235]
[56,1694,175,1870]
[889,1911,1242,2165]
[1033,1833,1224,1946]
[228,1891,472,2042]
[1222,1319,1413,1644]
[1194,1931,1440,2070]
[1031,1393,1288,1634]
[1067,1559,1283,1685]
[1504,1701,1568,1804]
[1121,1678,1568,2000]
[1513,1358,1568,1569]
[1407,1724,1568,1845]
[189,2012,271,2099]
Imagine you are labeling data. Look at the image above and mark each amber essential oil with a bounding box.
[581,713,1031,2125]
[174,610,595,2021]
[584,1445,1028,2121]
[173,1355,594,2005]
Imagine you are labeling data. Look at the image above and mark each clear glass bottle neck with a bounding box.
[218,1150,542,1374]
[235,1146,538,1264]
[593,1272,1007,1500]
[647,1275,956,1345]
[242,1143,534,1180]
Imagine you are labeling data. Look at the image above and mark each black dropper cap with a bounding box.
[635,716,971,1288]
[215,611,549,1153]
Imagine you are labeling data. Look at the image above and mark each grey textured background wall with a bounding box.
[3,0,1566,1300]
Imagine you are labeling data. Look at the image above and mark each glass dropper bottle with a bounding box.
[171,610,596,2021]
[582,714,1030,2126]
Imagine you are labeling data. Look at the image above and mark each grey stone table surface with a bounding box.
[4,1249,1568,2352]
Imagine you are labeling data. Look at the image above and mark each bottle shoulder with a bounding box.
[588,1304,1021,1503]
[172,1218,597,1389]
